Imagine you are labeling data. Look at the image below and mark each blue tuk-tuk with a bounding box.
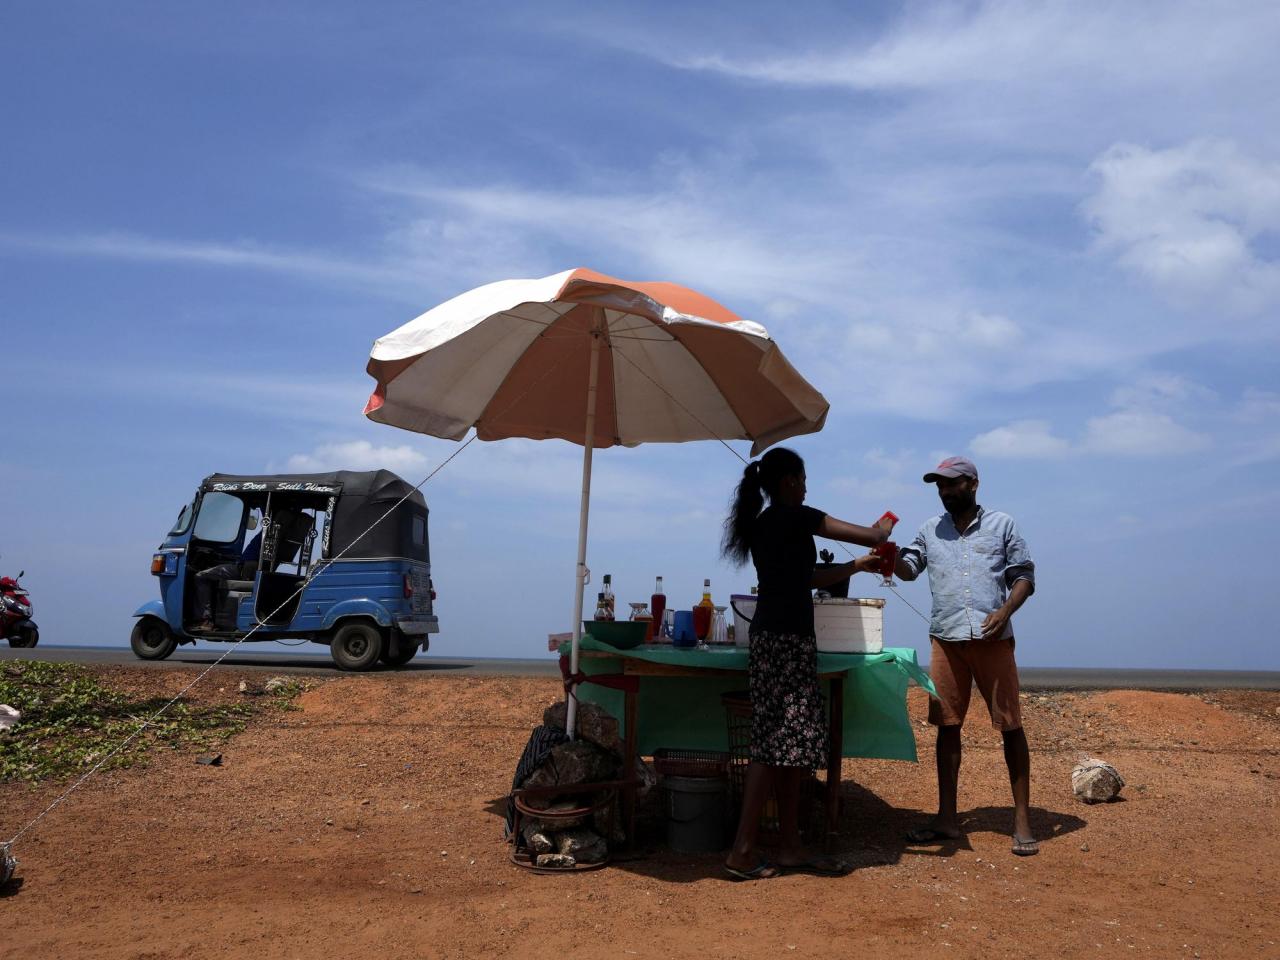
[131,469,439,670]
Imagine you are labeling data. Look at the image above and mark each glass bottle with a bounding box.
[602,574,615,621]
[693,578,714,645]
[594,591,609,621]
[650,576,666,643]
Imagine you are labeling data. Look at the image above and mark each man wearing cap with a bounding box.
[894,457,1039,856]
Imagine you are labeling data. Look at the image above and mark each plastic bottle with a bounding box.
[649,576,666,643]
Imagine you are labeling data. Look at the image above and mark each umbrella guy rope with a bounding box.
[609,347,932,626]
[2,348,581,874]
[1,435,477,861]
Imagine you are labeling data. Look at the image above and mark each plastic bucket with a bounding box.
[729,595,756,647]
[664,775,727,853]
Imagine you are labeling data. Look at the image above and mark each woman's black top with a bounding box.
[749,504,826,637]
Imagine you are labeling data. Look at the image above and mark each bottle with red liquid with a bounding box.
[649,576,666,643]
[872,511,899,584]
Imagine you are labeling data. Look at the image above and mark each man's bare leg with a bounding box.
[1003,726,1037,854]
[907,724,962,841]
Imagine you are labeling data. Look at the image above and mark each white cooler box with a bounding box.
[814,597,884,653]
[731,594,884,653]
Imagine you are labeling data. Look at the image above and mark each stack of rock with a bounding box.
[514,701,623,869]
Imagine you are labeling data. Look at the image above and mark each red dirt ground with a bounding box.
[2,668,1278,959]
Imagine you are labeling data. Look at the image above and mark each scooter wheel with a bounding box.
[131,617,177,660]
[8,625,38,648]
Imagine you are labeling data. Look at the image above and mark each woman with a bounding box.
[721,447,893,880]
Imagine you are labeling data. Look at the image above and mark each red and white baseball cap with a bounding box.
[923,456,978,483]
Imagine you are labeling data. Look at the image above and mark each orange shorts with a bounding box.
[928,636,1022,732]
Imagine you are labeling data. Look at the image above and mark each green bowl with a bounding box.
[583,619,648,649]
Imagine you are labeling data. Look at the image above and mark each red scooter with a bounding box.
[1,569,38,648]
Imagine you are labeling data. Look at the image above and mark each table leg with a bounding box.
[825,676,843,851]
[623,686,638,850]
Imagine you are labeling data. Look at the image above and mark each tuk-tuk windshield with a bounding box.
[193,492,245,544]
[168,502,194,536]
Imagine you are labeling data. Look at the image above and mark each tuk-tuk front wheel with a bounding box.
[330,622,385,672]
[131,617,177,660]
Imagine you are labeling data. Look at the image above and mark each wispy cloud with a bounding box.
[0,230,409,288]
[971,373,1213,459]
[1083,140,1280,317]
[283,439,430,473]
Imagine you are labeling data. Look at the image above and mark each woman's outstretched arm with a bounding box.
[817,514,894,548]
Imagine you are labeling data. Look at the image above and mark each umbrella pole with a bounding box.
[567,317,604,740]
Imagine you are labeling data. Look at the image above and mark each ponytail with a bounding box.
[721,447,805,567]
[722,461,763,566]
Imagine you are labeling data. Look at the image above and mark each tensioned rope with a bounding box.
[3,347,575,858]
[608,345,933,625]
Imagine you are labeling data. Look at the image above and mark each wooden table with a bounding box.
[567,650,851,850]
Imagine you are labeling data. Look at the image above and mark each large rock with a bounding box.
[1072,758,1125,803]
[535,853,577,869]
[522,740,620,792]
[520,825,555,854]
[555,828,608,864]
[543,701,621,754]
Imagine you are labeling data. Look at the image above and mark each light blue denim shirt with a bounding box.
[898,506,1035,642]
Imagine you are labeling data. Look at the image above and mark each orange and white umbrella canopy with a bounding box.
[365,267,828,455]
[365,267,829,737]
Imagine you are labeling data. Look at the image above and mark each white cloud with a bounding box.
[970,419,1070,459]
[1081,410,1209,456]
[654,2,1273,93]
[0,231,411,291]
[1083,140,1280,314]
[1109,373,1217,413]
[285,440,430,473]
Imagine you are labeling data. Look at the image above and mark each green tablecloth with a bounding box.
[566,638,936,762]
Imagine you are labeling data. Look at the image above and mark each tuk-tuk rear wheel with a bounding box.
[330,622,384,672]
[131,618,177,660]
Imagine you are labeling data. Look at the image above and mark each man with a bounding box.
[894,456,1038,856]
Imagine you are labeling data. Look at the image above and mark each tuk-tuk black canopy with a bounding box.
[201,470,428,561]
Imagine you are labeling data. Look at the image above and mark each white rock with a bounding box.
[1072,758,1125,803]
[0,704,19,733]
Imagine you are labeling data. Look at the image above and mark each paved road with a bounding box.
[1,645,560,677]
[5,645,1280,689]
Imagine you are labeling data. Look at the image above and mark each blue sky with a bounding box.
[2,1,1277,669]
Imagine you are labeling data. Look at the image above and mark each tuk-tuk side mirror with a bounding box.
[17,571,24,579]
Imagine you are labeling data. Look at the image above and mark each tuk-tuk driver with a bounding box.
[192,508,295,632]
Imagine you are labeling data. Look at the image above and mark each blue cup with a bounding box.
[672,610,696,647]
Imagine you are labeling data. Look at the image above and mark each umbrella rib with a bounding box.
[611,346,749,465]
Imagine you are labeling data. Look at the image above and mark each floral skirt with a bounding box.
[748,629,828,769]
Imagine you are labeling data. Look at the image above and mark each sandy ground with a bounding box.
[2,667,1278,960]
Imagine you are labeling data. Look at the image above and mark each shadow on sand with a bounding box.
[490,779,1089,882]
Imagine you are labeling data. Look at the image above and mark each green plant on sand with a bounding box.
[0,661,304,783]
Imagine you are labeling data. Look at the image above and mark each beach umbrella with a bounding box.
[365,267,829,736]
